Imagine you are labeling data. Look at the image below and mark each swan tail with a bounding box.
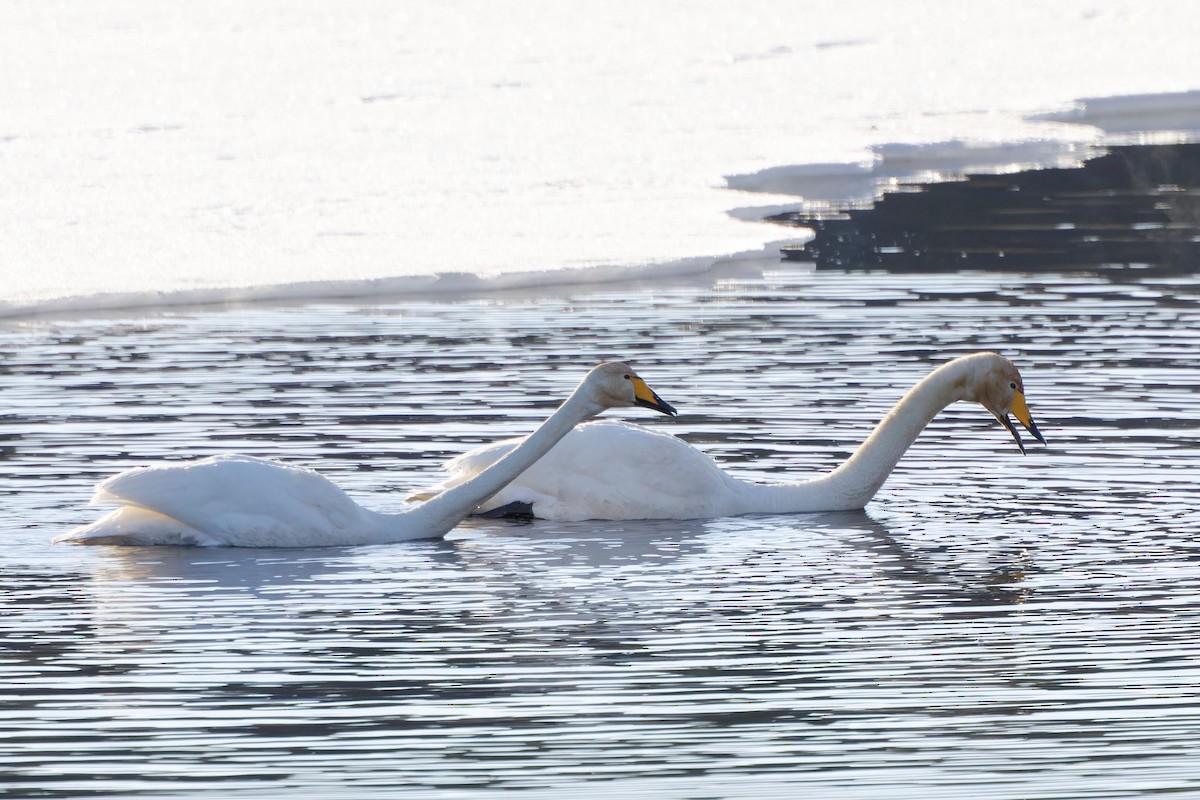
[54,506,220,547]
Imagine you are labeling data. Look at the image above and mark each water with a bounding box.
[779,142,1200,273]
[4,268,1200,798]
[4,3,1200,795]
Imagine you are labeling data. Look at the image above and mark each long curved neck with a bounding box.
[389,392,602,540]
[740,358,973,514]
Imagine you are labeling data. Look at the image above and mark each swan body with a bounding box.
[412,352,1046,522]
[56,362,676,546]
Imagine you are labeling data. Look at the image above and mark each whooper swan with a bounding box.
[409,352,1045,521]
[55,362,676,546]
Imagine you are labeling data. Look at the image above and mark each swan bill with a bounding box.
[995,391,1046,455]
[1009,391,1046,443]
[631,377,677,416]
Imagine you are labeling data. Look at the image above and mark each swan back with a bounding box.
[68,454,378,547]
[429,420,741,521]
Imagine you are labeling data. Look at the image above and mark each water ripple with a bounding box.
[2,270,1200,797]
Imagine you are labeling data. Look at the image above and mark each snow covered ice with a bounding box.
[2,0,1198,317]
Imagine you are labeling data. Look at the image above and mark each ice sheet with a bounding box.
[2,1,1197,318]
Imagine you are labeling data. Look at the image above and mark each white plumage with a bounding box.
[413,353,1046,522]
[429,421,742,521]
[56,362,677,547]
[67,454,386,547]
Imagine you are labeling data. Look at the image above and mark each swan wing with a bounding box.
[53,505,220,546]
[421,420,740,521]
[63,454,371,546]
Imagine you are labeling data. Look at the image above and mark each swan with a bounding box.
[54,362,677,547]
[408,352,1046,521]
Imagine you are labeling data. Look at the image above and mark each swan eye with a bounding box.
[623,374,632,380]
[1009,381,1017,390]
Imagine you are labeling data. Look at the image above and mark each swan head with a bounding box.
[584,362,677,416]
[966,354,1047,454]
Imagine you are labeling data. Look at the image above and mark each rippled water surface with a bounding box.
[3,269,1200,798]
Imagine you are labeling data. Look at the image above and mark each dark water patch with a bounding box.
[777,143,1200,274]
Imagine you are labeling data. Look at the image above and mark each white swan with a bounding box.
[409,352,1045,521]
[55,362,677,547]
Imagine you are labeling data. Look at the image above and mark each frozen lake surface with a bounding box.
[3,1,1198,315]
[3,267,1199,798]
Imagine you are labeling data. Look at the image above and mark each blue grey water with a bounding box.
[3,268,1199,798]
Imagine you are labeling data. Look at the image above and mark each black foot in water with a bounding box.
[476,501,535,522]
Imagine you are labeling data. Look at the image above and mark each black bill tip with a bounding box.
[999,414,1028,455]
[636,392,677,416]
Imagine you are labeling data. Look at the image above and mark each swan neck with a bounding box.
[806,359,969,510]
[395,393,599,538]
